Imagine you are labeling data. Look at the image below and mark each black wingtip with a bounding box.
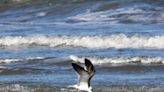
[72,63,86,74]
[71,63,76,67]
[84,58,95,74]
[85,58,92,65]
[72,63,79,71]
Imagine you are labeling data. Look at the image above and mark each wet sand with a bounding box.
[0,84,164,92]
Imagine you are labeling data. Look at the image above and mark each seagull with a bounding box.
[70,58,95,92]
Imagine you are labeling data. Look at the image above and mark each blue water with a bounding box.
[0,0,164,91]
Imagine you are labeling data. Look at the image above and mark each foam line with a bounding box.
[0,35,164,49]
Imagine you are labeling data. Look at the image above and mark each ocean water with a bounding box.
[0,0,164,92]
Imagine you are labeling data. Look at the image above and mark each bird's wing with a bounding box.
[72,63,90,85]
[84,58,95,76]
[72,63,86,75]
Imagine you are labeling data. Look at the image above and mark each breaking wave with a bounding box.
[0,34,164,49]
[0,0,164,24]
[0,57,44,64]
[67,6,164,24]
[70,55,164,64]
[0,55,164,65]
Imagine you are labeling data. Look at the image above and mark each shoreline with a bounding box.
[0,84,164,92]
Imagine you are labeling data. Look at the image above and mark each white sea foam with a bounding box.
[36,12,47,17]
[70,56,164,64]
[67,7,143,22]
[0,59,21,64]
[67,6,164,24]
[0,84,30,92]
[0,35,164,49]
[0,56,163,65]
[0,57,45,64]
